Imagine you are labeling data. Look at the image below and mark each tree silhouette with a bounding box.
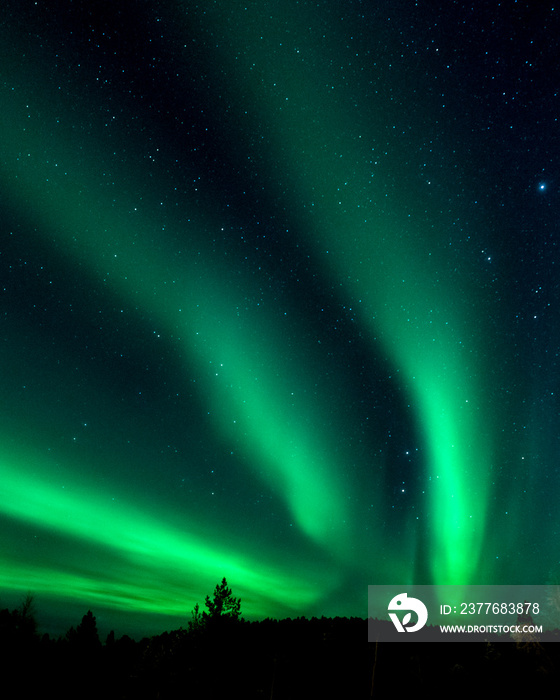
[15,592,38,640]
[0,592,38,649]
[18,593,37,627]
[203,577,241,623]
[188,602,204,633]
[188,578,242,634]
[74,610,102,652]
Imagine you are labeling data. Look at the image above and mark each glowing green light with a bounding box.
[0,450,336,618]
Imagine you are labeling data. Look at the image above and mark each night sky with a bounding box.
[1,0,559,639]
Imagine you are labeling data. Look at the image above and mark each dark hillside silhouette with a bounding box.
[1,585,560,698]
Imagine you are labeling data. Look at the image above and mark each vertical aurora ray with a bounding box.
[319,218,494,586]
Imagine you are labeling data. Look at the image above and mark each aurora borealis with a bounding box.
[1,1,559,638]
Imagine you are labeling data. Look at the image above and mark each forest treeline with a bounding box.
[0,586,366,699]
[2,583,560,698]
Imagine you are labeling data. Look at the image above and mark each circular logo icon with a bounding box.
[388,593,428,632]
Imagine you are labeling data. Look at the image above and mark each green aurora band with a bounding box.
[0,23,382,623]
[0,2,532,633]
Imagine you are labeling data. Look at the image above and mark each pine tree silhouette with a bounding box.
[203,577,241,622]
[75,610,102,652]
